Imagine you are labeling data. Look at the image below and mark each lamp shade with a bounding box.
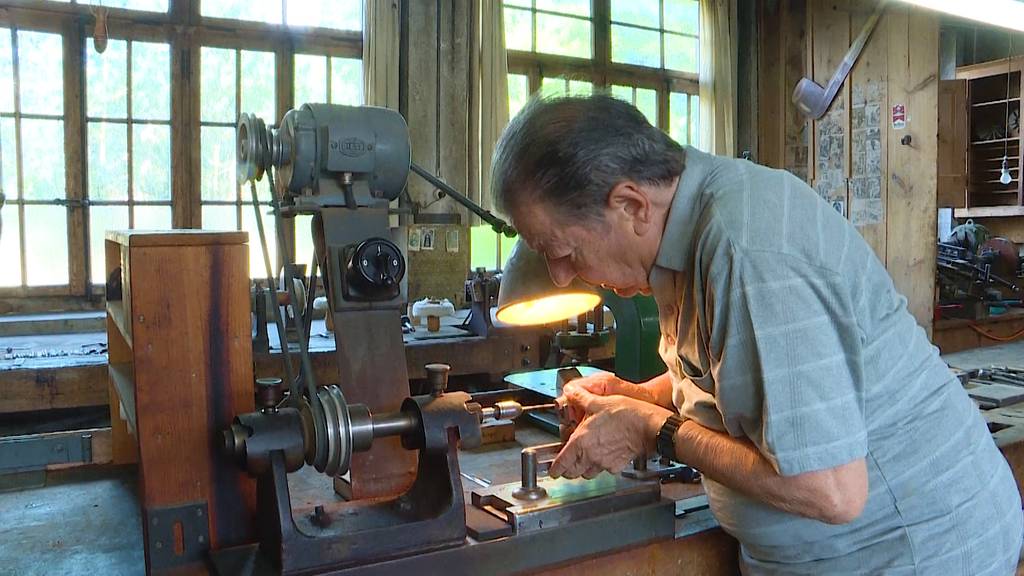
[495,241,602,326]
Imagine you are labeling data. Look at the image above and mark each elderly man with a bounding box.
[491,94,1023,574]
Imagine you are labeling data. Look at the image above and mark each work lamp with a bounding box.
[495,242,602,326]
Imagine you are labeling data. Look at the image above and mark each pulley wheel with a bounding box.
[237,112,269,183]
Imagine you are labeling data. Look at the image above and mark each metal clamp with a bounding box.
[512,442,562,501]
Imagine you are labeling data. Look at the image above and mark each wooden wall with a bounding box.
[759,0,939,333]
[400,0,473,305]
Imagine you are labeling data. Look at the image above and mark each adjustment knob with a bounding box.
[345,238,405,301]
[425,363,451,397]
[256,377,284,412]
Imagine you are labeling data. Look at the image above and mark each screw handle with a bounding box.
[424,363,451,396]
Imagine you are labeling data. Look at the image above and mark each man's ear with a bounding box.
[607,181,652,233]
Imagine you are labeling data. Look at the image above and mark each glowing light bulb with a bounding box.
[1000,156,1013,185]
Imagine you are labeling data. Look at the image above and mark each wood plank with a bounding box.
[937,80,968,208]
[535,527,738,576]
[954,205,1024,218]
[810,0,851,214]
[0,364,109,414]
[782,0,810,182]
[757,0,784,169]
[129,241,256,550]
[885,5,938,333]
[171,28,192,229]
[105,229,248,247]
[108,362,136,431]
[848,0,888,260]
[437,0,471,221]
[404,0,439,209]
[63,20,86,296]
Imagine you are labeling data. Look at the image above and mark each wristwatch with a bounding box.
[656,414,686,461]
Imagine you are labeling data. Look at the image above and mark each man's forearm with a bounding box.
[673,419,867,524]
[641,372,675,409]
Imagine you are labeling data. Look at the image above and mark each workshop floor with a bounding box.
[0,426,552,576]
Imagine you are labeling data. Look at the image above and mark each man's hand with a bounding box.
[549,386,674,480]
[559,373,660,425]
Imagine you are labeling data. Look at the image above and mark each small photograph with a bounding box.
[445,228,459,253]
[408,228,421,251]
[421,228,435,251]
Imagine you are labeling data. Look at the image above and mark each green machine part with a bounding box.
[600,291,666,383]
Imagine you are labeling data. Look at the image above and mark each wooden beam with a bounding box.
[0,364,109,414]
[848,0,889,261]
[885,5,938,333]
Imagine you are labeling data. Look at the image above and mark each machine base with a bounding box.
[210,496,675,576]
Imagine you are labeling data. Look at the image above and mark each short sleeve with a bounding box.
[704,243,868,476]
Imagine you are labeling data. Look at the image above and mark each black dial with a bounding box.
[345,238,405,301]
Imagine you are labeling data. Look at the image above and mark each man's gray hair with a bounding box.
[491,93,685,220]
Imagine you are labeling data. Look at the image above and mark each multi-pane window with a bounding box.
[52,0,168,12]
[86,40,172,284]
[611,84,658,126]
[292,53,363,273]
[508,73,530,118]
[201,0,362,31]
[504,1,592,59]
[541,76,593,97]
[199,46,277,277]
[611,0,699,73]
[669,90,699,146]
[0,2,362,303]
[0,29,68,288]
[486,0,701,271]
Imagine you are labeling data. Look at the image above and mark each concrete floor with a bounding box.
[0,467,144,576]
[0,426,552,576]
[942,340,1024,371]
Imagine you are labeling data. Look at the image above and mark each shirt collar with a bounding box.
[652,146,710,274]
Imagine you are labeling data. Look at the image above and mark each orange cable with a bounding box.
[968,323,1024,342]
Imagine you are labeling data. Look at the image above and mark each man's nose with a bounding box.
[545,257,576,288]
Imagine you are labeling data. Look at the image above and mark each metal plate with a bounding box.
[0,431,93,473]
[504,366,608,398]
[145,502,210,570]
[472,472,661,533]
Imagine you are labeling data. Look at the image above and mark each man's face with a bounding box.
[509,200,652,298]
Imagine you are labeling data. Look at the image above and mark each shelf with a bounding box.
[106,300,132,348]
[955,206,1024,218]
[971,137,1021,146]
[109,362,137,433]
[973,98,1021,107]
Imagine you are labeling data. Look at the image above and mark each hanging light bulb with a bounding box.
[1000,155,1013,185]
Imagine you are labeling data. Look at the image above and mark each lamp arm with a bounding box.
[409,162,517,238]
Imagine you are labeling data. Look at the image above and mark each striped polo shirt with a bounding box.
[650,147,1022,574]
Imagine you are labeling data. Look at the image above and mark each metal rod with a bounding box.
[370,411,420,439]
[248,179,297,404]
[409,162,517,237]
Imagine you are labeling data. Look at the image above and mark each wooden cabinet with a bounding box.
[105,230,256,575]
[951,57,1024,217]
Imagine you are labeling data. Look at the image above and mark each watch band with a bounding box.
[656,414,686,461]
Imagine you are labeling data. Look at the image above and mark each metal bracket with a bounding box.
[0,431,93,474]
[145,502,210,571]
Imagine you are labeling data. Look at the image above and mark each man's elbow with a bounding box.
[816,486,867,524]
[804,459,869,524]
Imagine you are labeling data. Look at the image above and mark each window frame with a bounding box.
[0,0,363,306]
[505,0,699,133]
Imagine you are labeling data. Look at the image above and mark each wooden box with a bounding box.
[105,230,255,575]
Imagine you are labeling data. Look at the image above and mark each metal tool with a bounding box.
[217,103,678,575]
